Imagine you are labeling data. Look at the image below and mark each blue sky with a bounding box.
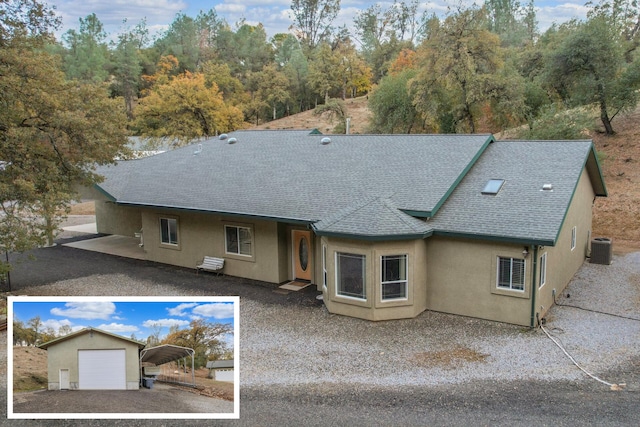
[43,0,592,42]
[11,296,237,344]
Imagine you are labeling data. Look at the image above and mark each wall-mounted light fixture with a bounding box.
[522,247,529,258]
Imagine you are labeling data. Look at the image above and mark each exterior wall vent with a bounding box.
[590,237,612,264]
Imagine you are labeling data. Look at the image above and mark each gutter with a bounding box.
[529,245,538,328]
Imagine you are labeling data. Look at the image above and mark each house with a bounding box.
[38,327,145,390]
[206,360,234,382]
[86,130,606,326]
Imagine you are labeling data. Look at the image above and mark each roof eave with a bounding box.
[432,230,555,247]
[312,229,433,241]
[115,201,315,226]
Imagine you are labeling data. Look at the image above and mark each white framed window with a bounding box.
[336,252,366,300]
[160,217,178,245]
[539,253,547,288]
[497,257,525,291]
[381,255,408,300]
[225,225,253,256]
[571,226,577,251]
[322,245,327,290]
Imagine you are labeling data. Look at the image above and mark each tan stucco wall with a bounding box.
[45,332,141,390]
[95,201,142,237]
[425,237,534,326]
[139,209,289,283]
[536,168,596,320]
[322,238,428,321]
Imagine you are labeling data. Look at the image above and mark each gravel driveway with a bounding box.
[2,220,640,425]
[12,383,234,414]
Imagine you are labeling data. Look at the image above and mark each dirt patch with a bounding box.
[13,346,48,392]
[68,201,96,215]
[252,96,371,134]
[411,346,488,370]
[589,107,640,253]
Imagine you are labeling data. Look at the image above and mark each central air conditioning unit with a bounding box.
[590,237,612,265]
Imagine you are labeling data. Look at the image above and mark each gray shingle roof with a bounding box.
[97,130,492,234]
[428,140,605,245]
[95,131,605,243]
[312,197,433,239]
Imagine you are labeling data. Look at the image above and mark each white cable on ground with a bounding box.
[540,323,626,391]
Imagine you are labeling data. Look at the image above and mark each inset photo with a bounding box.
[8,295,239,420]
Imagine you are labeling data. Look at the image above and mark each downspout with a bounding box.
[529,245,538,328]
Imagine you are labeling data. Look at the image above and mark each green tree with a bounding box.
[155,13,200,72]
[161,319,232,369]
[544,16,640,134]
[111,20,146,119]
[308,42,342,103]
[368,69,422,133]
[200,62,248,107]
[515,105,596,140]
[411,7,525,133]
[1,1,130,276]
[290,0,340,52]
[62,13,110,82]
[134,71,245,143]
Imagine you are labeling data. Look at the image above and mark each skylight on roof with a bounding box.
[482,179,505,195]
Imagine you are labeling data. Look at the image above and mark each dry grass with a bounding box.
[411,346,488,370]
[68,201,95,215]
[252,96,372,134]
[590,107,640,252]
[13,346,48,392]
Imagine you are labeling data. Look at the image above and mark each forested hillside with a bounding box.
[2,0,640,272]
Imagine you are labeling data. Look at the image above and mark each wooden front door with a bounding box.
[293,230,312,281]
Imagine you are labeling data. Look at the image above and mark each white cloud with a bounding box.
[192,303,234,319]
[142,318,190,328]
[96,322,140,334]
[167,303,199,316]
[41,318,73,331]
[50,302,116,320]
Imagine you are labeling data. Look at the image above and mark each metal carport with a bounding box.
[139,344,196,387]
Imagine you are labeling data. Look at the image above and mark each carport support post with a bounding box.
[191,351,195,386]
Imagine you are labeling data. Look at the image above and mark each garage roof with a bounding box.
[140,344,195,365]
[38,327,146,350]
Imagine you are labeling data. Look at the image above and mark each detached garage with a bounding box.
[39,327,145,390]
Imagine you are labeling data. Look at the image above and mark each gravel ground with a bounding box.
[2,218,640,424]
[12,385,234,414]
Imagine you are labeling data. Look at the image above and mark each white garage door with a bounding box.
[78,349,126,390]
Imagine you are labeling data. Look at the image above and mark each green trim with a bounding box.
[433,230,555,247]
[312,228,433,242]
[552,143,607,244]
[93,184,117,202]
[427,134,495,217]
[530,245,538,328]
[115,201,314,226]
[400,209,432,218]
[586,143,608,196]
